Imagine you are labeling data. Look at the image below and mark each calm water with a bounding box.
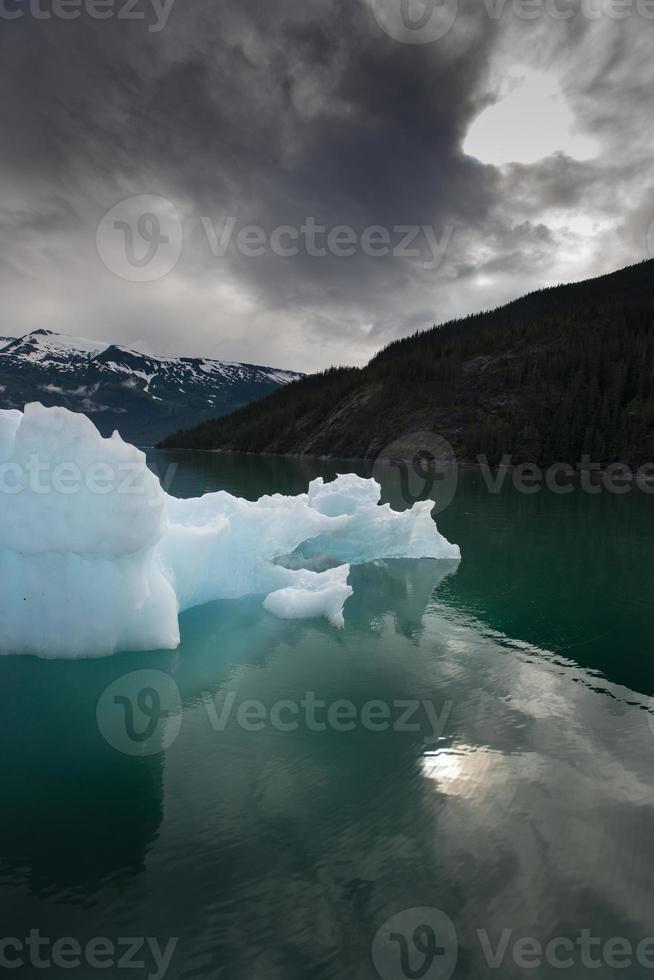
[2,451,654,979]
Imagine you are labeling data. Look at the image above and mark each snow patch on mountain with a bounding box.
[0,330,303,443]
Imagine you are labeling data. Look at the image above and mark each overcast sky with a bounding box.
[1,0,652,371]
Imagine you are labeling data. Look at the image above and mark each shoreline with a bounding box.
[148,446,653,480]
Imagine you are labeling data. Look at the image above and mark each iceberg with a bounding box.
[0,404,460,658]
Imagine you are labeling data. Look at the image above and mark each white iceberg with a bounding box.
[0,404,460,658]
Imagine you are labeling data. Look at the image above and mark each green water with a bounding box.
[2,451,654,979]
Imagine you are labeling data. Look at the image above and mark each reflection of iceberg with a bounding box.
[0,405,460,658]
[345,558,460,637]
[168,559,461,704]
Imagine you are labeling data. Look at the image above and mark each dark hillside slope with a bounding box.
[159,261,654,465]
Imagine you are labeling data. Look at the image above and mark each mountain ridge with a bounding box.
[0,330,303,444]
[158,260,654,466]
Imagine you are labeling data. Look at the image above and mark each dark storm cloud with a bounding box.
[0,0,650,369]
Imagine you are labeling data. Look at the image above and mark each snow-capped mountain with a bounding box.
[0,330,303,444]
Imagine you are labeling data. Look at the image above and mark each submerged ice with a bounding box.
[0,404,460,658]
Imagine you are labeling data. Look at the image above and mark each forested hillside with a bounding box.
[159,261,654,465]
